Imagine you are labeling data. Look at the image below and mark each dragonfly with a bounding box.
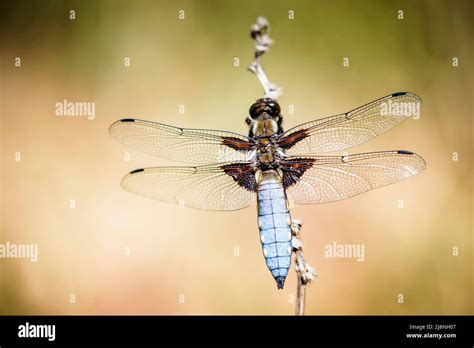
[109,92,425,289]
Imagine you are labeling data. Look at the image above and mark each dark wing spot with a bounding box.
[221,137,255,152]
[277,129,308,150]
[392,92,407,97]
[397,150,414,155]
[222,163,257,192]
[130,168,145,174]
[280,158,316,189]
[121,118,136,123]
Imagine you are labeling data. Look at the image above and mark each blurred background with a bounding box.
[0,0,472,315]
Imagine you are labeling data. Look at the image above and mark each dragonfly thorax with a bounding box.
[255,137,286,170]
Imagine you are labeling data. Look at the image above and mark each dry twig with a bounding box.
[248,16,283,100]
[291,220,317,315]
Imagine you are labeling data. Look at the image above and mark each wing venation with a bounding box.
[282,151,425,204]
[121,162,257,211]
[110,118,256,164]
[278,92,421,154]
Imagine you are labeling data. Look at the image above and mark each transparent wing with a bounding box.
[281,151,425,204]
[277,92,421,154]
[110,118,256,165]
[121,162,257,211]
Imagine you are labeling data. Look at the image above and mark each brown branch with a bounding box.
[248,16,283,100]
[291,220,316,316]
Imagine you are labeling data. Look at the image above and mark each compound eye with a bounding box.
[249,102,261,119]
[268,101,281,116]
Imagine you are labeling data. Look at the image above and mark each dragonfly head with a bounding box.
[247,98,283,136]
[249,98,281,119]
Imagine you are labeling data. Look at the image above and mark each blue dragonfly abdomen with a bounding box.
[257,170,293,289]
